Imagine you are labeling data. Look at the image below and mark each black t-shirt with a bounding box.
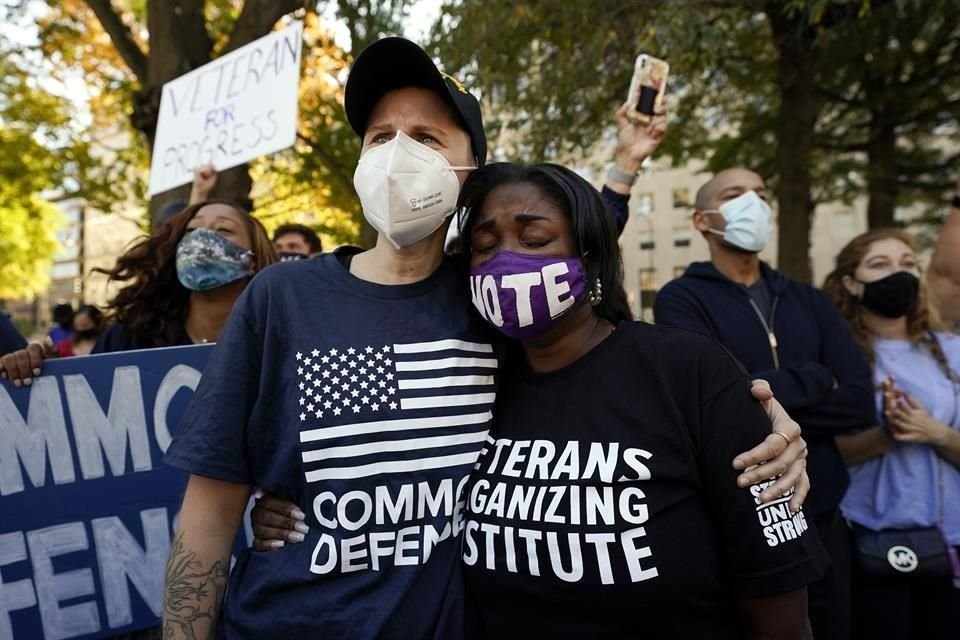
[462,322,827,639]
[92,320,193,353]
[746,278,774,323]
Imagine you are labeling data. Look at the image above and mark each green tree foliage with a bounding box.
[29,0,312,225]
[432,0,958,281]
[815,0,960,229]
[18,1,413,246]
[0,45,65,299]
[0,196,63,300]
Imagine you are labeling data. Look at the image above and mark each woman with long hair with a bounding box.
[94,200,277,352]
[823,228,960,640]
[0,200,276,380]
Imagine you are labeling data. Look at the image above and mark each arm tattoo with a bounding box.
[162,531,229,640]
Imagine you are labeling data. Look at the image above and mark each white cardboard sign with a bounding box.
[147,21,303,195]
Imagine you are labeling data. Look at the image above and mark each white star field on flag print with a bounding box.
[295,345,397,421]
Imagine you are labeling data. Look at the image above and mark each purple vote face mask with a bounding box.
[469,250,587,340]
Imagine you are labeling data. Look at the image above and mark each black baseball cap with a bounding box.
[344,37,487,166]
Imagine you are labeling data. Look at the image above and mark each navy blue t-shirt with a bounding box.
[0,314,26,356]
[165,251,500,639]
[92,321,193,354]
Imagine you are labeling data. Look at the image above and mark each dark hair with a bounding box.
[52,303,75,328]
[458,162,633,325]
[274,223,323,253]
[823,228,958,382]
[95,200,277,348]
[74,305,105,330]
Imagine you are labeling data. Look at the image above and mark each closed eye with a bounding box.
[470,232,497,254]
[522,239,551,249]
[472,241,496,255]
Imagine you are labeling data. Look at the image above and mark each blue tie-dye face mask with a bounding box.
[176,228,253,292]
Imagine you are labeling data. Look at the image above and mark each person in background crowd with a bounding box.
[93,200,275,352]
[823,229,960,640]
[274,222,323,260]
[162,37,808,640]
[58,304,105,357]
[48,303,74,347]
[0,200,276,381]
[0,313,26,357]
[653,167,877,640]
[928,173,960,331]
[602,100,667,232]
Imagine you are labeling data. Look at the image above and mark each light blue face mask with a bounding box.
[703,190,774,253]
[176,228,253,292]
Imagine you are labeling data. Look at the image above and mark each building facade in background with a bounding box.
[4,199,142,340]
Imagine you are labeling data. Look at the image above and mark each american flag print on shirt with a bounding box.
[295,339,498,482]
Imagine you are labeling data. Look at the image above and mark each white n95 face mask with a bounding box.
[704,190,774,253]
[353,131,475,248]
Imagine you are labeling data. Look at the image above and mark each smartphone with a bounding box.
[626,54,669,124]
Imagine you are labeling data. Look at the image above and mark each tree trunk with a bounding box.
[865,122,898,229]
[84,0,308,228]
[766,4,818,284]
[864,67,898,230]
[141,1,216,227]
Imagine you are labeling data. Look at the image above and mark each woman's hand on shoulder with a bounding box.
[0,338,58,387]
[732,379,809,514]
[250,491,309,551]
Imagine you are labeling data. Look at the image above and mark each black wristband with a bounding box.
[952,194,960,209]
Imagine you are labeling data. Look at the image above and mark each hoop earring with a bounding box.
[588,278,603,306]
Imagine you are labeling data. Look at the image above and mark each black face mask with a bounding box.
[858,271,920,318]
[74,329,100,341]
[279,251,309,262]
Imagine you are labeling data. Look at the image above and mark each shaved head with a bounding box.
[694,168,768,211]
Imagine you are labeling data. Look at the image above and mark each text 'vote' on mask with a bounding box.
[353,131,476,249]
[469,251,587,340]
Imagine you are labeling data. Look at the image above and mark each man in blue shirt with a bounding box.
[654,167,876,640]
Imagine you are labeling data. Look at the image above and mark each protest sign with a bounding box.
[0,344,253,639]
[147,21,304,195]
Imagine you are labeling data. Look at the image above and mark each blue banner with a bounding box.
[0,344,251,639]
